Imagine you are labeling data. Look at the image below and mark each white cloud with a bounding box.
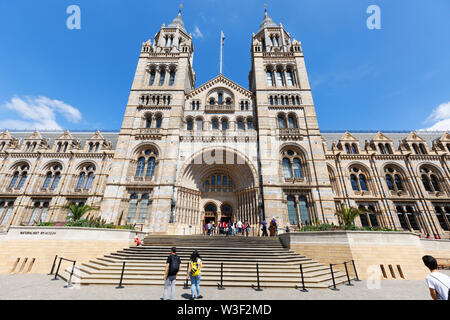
[0,96,82,130]
[421,101,450,131]
[193,26,204,39]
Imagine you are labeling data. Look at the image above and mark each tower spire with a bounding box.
[168,5,187,34]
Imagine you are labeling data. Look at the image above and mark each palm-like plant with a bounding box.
[335,205,367,228]
[65,204,98,221]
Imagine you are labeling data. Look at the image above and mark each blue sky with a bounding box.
[0,0,449,132]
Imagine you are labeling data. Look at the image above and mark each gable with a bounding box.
[186,74,253,100]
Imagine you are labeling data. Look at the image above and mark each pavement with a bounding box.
[1,271,449,300]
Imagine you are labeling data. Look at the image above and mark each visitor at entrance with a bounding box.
[187,250,203,300]
[243,221,250,237]
[269,218,278,237]
[204,223,208,235]
[237,220,243,235]
[231,222,236,236]
[422,255,450,300]
[226,221,233,236]
[261,221,268,237]
[212,222,216,235]
[207,222,212,236]
[163,247,181,300]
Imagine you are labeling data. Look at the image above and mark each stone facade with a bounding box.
[0,9,449,237]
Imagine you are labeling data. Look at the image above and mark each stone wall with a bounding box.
[0,227,145,274]
[281,231,431,280]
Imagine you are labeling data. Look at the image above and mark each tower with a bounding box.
[250,7,336,226]
[100,9,195,233]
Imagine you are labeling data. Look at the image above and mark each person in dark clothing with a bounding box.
[163,247,181,300]
[261,221,268,237]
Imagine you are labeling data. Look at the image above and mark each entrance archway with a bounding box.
[174,147,260,235]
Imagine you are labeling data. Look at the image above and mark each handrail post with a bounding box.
[253,263,263,291]
[116,261,126,289]
[48,255,58,275]
[218,262,225,290]
[351,260,360,281]
[297,264,308,292]
[65,261,76,288]
[344,261,353,286]
[330,264,339,291]
[52,257,63,281]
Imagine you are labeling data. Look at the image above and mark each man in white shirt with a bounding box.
[422,255,450,300]
[237,220,243,235]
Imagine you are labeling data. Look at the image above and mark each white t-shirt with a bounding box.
[425,272,450,300]
[237,221,242,228]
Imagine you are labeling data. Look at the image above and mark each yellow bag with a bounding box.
[190,261,200,276]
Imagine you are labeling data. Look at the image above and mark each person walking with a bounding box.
[207,221,212,236]
[237,220,243,235]
[261,221,268,237]
[186,250,203,300]
[163,247,181,300]
[243,221,250,237]
[422,255,450,300]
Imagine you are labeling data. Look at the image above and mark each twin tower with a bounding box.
[99,8,334,234]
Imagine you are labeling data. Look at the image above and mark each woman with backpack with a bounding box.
[186,250,203,300]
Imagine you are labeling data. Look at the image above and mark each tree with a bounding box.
[335,205,367,228]
[65,204,98,221]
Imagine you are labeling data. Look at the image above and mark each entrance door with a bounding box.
[204,204,217,232]
[220,204,233,223]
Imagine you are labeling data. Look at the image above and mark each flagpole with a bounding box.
[220,30,223,74]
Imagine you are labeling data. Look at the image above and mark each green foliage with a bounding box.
[335,205,367,227]
[299,223,397,232]
[36,222,55,227]
[64,215,136,230]
[65,204,99,221]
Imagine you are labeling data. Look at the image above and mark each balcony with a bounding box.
[278,128,303,140]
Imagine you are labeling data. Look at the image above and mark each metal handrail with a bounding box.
[116,261,126,289]
[52,257,76,288]
[217,262,225,290]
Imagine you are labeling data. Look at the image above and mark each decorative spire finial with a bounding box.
[264,3,267,14]
[179,4,183,14]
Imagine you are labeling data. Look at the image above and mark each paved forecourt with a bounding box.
[1,273,448,300]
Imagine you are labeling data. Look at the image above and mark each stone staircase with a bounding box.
[63,235,348,289]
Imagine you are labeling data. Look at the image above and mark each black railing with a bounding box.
[51,257,76,288]
[217,262,225,290]
[252,262,263,291]
[329,260,360,290]
[48,255,58,275]
[295,264,308,292]
[116,261,126,289]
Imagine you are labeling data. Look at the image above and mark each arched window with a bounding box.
[51,172,61,190]
[43,173,52,189]
[237,119,244,130]
[282,158,293,179]
[196,118,203,131]
[350,174,359,191]
[9,165,29,190]
[155,115,162,128]
[222,119,228,131]
[88,143,94,153]
[149,70,156,85]
[386,174,394,191]
[293,158,303,179]
[412,144,420,155]
[298,196,310,225]
[146,157,156,178]
[394,174,404,191]
[135,149,158,180]
[421,167,443,193]
[359,174,368,191]
[345,144,351,155]
[187,118,193,131]
[126,194,139,224]
[203,174,233,192]
[419,144,427,155]
[288,115,297,129]
[76,172,86,190]
[278,115,287,129]
[378,143,385,154]
[266,71,273,86]
[145,116,152,128]
[76,165,95,190]
[247,118,253,130]
[286,70,294,86]
[276,70,284,86]
[269,96,274,105]
[218,92,223,105]
[385,144,393,155]
[169,71,176,86]
[42,165,62,190]
[212,119,219,130]
[352,144,359,154]
[136,157,146,177]
[159,70,166,86]
[287,195,299,225]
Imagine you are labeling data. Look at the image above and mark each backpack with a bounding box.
[169,255,180,275]
[190,260,200,277]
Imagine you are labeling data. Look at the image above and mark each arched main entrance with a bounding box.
[174,147,260,235]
